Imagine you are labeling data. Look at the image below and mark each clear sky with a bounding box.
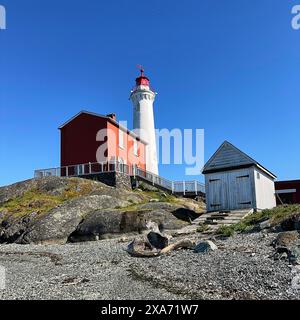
[0,0,299,186]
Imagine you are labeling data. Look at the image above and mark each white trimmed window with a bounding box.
[119,129,124,149]
[133,140,138,156]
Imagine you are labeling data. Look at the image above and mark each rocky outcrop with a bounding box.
[0,177,70,203]
[68,209,146,242]
[18,195,131,244]
[68,203,195,242]
[0,177,204,245]
[273,231,300,265]
[280,214,300,232]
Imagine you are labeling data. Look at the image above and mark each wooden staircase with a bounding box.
[195,209,253,227]
[174,209,253,236]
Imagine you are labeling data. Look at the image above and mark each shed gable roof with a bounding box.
[202,141,276,179]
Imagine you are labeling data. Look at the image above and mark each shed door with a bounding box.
[207,171,253,211]
[229,172,252,210]
[207,173,229,211]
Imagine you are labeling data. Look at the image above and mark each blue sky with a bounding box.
[0,0,299,186]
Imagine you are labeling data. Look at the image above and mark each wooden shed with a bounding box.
[202,141,277,212]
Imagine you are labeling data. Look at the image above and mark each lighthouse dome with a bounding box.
[135,65,150,87]
[135,75,150,86]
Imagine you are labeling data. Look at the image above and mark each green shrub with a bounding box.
[197,223,209,233]
[216,205,300,237]
[217,225,235,237]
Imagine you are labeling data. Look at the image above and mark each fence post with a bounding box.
[66,166,69,177]
[152,174,155,186]
[195,181,198,195]
[183,181,186,196]
[89,162,91,174]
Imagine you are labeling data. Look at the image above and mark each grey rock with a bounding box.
[0,177,203,245]
[147,231,169,250]
[17,195,130,244]
[280,214,300,231]
[0,177,75,204]
[143,210,189,230]
[136,181,160,192]
[289,246,300,265]
[273,231,300,265]
[172,207,200,222]
[69,209,146,242]
[194,240,218,253]
[149,198,160,203]
[259,219,271,230]
[69,208,188,243]
[138,202,179,211]
[273,231,299,248]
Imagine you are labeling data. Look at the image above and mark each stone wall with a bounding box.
[84,172,132,190]
[115,172,132,190]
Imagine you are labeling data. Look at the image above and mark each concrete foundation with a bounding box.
[81,172,132,190]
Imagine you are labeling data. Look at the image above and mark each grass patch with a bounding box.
[0,180,98,220]
[134,187,177,203]
[0,190,64,219]
[217,225,235,237]
[196,222,209,233]
[216,205,300,237]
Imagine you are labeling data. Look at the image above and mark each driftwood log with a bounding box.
[127,238,195,258]
[160,239,194,254]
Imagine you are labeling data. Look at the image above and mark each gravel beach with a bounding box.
[0,232,299,300]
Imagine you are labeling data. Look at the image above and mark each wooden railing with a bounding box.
[34,161,205,195]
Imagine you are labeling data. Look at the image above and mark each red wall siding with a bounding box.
[107,122,146,170]
[60,113,146,171]
[60,113,108,167]
[275,180,300,204]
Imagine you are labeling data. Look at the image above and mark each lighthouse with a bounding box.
[130,67,159,175]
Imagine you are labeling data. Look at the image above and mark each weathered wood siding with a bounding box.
[203,142,253,172]
[205,168,255,212]
[253,168,276,210]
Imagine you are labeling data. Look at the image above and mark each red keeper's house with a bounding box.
[58,111,147,174]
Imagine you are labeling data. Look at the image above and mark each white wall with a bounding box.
[131,86,159,175]
[253,168,276,210]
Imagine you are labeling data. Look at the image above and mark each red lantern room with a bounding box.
[135,66,150,86]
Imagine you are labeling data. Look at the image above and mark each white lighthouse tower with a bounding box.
[130,67,159,175]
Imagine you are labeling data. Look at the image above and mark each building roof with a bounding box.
[202,141,277,179]
[275,179,300,184]
[58,110,148,145]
